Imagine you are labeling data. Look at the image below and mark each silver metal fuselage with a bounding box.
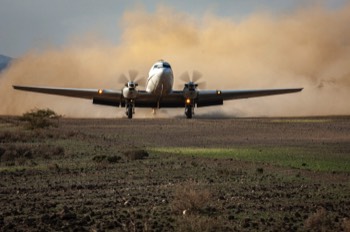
[146,61,174,97]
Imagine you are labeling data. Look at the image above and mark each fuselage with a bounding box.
[146,60,174,97]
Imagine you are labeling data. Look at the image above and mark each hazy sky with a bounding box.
[0,0,347,57]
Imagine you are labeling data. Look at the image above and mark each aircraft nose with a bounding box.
[161,67,172,76]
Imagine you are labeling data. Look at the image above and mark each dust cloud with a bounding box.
[1,4,350,118]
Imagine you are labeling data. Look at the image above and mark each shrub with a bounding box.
[34,145,65,159]
[0,145,33,166]
[107,155,122,163]
[304,207,331,231]
[343,218,350,232]
[171,180,211,215]
[92,155,107,163]
[0,144,65,165]
[92,155,122,163]
[123,150,149,160]
[20,108,61,129]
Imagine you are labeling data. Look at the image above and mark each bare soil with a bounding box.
[0,116,349,231]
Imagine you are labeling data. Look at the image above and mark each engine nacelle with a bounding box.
[183,82,198,100]
[123,87,138,99]
[183,89,197,100]
[122,82,138,99]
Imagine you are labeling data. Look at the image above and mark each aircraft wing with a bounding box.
[13,85,122,106]
[198,88,304,100]
[195,88,303,107]
[13,85,302,108]
[134,88,303,108]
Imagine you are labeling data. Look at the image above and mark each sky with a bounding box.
[0,0,347,57]
[0,0,349,118]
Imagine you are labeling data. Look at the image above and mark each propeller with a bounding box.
[179,70,206,89]
[118,70,145,87]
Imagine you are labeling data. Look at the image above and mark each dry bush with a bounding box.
[92,155,121,163]
[0,129,64,144]
[171,180,211,215]
[0,144,65,165]
[0,130,31,143]
[0,145,32,163]
[123,150,149,160]
[34,145,65,159]
[20,108,61,129]
[343,218,350,232]
[304,207,331,231]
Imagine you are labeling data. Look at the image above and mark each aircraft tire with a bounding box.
[127,106,133,119]
[185,106,192,119]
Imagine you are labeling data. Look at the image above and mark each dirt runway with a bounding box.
[1,116,349,231]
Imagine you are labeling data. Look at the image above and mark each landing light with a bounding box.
[98,89,103,94]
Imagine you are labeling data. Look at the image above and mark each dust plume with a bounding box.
[1,4,350,117]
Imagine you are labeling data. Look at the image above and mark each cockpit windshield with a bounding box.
[153,62,172,69]
[163,62,171,69]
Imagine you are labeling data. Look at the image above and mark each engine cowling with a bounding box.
[183,82,198,100]
[122,82,138,99]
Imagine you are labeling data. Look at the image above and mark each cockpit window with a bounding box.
[163,63,171,69]
[153,62,171,69]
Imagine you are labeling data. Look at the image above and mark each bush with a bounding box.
[92,155,107,163]
[107,155,122,163]
[171,180,211,215]
[343,218,350,232]
[92,155,122,163]
[0,144,65,165]
[304,207,331,231]
[20,108,61,129]
[123,150,149,160]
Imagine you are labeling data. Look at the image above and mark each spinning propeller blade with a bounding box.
[179,70,206,89]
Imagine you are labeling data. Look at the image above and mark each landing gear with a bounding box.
[126,102,134,119]
[185,105,193,119]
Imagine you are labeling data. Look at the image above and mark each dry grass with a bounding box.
[304,207,331,231]
[171,180,211,215]
[0,144,65,165]
[343,218,350,232]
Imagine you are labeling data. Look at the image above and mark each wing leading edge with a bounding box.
[13,85,302,108]
[13,85,123,106]
[198,88,303,101]
[13,85,121,99]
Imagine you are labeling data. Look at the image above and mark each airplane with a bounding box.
[13,60,303,119]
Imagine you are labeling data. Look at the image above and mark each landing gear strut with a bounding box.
[126,101,134,119]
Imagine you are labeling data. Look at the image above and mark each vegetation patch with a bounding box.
[0,144,65,166]
[304,207,332,231]
[171,180,211,215]
[271,119,332,123]
[151,147,350,172]
[123,149,149,160]
[92,155,122,163]
[20,108,61,129]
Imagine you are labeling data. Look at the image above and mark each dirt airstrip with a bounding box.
[0,116,350,231]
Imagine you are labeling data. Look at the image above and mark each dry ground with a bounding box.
[0,116,350,231]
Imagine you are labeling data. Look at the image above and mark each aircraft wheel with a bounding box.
[185,106,192,119]
[127,105,133,119]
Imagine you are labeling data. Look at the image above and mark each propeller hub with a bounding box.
[127,81,138,89]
